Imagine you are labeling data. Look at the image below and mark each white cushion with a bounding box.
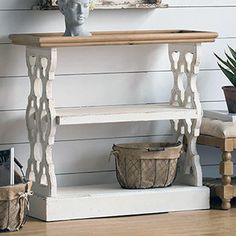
[200,117,236,138]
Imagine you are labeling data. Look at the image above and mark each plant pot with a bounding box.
[222,86,236,113]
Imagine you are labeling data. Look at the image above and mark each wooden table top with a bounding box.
[9,30,218,48]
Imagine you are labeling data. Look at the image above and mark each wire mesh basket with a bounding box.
[111,142,182,189]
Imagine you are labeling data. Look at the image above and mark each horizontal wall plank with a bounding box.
[0,7,235,44]
[0,44,169,77]
[57,163,236,187]
[0,101,228,155]
[0,0,37,10]
[56,171,117,187]
[0,140,234,186]
[0,71,173,110]
[198,145,223,166]
[0,70,230,111]
[202,164,236,178]
[1,38,235,77]
[0,135,173,174]
[0,101,227,145]
[89,4,235,40]
[0,109,172,143]
[201,101,227,111]
[58,163,236,187]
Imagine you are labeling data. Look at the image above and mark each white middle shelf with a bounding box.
[56,104,198,125]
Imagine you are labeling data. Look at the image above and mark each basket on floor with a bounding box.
[111,142,182,189]
[0,181,32,232]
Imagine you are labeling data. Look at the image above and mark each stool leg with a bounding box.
[219,151,234,210]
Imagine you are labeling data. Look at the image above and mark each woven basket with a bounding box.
[0,181,32,232]
[111,142,182,189]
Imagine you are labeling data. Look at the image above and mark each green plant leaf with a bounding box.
[214,53,229,68]
[215,47,236,87]
[225,59,236,74]
[215,53,236,74]
[218,63,236,87]
[228,45,236,61]
[225,52,236,68]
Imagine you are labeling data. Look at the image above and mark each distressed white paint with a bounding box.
[168,43,202,186]
[19,38,207,220]
[29,183,209,221]
[26,47,57,197]
[56,104,198,125]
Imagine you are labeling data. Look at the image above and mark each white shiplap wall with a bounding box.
[0,0,236,186]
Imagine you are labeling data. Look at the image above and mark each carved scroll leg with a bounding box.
[169,43,203,186]
[169,119,186,183]
[184,119,202,186]
[25,51,41,186]
[171,119,202,186]
[183,43,202,186]
[25,46,58,197]
[168,44,185,175]
[217,150,234,210]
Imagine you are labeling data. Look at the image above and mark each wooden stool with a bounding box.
[198,117,235,209]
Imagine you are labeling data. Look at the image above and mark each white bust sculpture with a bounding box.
[58,0,91,37]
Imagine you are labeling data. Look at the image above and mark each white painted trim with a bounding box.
[56,104,197,125]
[29,184,210,221]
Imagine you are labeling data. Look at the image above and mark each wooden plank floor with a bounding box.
[6,198,236,236]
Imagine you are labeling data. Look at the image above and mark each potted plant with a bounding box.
[215,46,236,113]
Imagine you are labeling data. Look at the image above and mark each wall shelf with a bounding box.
[35,0,167,10]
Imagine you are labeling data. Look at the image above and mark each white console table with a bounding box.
[9,30,218,221]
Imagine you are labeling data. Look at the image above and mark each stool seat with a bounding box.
[201,117,236,138]
[198,115,236,210]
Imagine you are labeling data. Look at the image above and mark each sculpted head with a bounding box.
[58,0,91,37]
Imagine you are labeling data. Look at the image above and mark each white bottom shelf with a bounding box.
[29,183,209,221]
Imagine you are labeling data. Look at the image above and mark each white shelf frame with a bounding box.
[25,43,203,198]
[8,30,218,221]
[55,104,198,125]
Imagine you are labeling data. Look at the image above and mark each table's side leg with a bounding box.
[169,43,202,186]
[168,44,185,140]
[183,43,202,186]
[168,44,186,183]
[25,47,57,197]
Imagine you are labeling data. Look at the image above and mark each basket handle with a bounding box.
[108,150,119,162]
[146,147,165,152]
[14,158,27,183]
